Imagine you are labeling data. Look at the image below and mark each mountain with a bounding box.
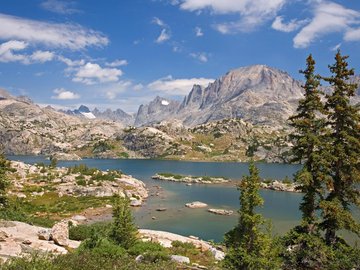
[134,96,180,126]
[0,90,123,156]
[134,65,304,127]
[92,108,134,126]
[61,105,96,119]
[62,105,134,125]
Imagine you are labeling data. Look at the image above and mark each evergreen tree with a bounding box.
[321,50,360,245]
[289,54,329,232]
[109,195,138,249]
[224,162,280,270]
[0,153,10,207]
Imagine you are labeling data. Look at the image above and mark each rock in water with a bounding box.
[51,221,69,247]
[207,209,233,216]
[185,201,208,208]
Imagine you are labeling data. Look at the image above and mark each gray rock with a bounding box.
[170,254,190,264]
[51,221,69,247]
[135,254,144,263]
[38,229,52,241]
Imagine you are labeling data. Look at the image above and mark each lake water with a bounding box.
[8,156,359,243]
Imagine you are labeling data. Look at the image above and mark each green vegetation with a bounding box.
[224,161,281,269]
[282,51,360,268]
[0,153,10,207]
[109,196,138,249]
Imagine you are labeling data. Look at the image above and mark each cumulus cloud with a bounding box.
[52,88,80,100]
[30,50,55,63]
[293,1,360,48]
[152,17,171,43]
[104,81,133,99]
[0,13,108,50]
[0,40,28,63]
[179,0,287,33]
[40,0,80,15]
[0,40,55,64]
[190,52,209,63]
[195,26,204,37]
[72,62,123,85]
[148,75,214,95]
[272,16,308,32]
[105,59,128,67]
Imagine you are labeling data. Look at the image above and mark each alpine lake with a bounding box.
[8,156,360,244]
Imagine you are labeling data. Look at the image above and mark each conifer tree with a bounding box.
[321,50,360,245]
[289,54,328,232]
[109,195,138,249]
[224,162,280,270]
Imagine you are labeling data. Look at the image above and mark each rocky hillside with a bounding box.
[0,90,124,156]
[117,119,292,162]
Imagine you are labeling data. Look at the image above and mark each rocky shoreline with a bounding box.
[152,173,230,184]
[260,180,301,193]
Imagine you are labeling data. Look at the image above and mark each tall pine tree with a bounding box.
[224,162,280,270]
[109,195,138,249]
[289,54,328,232]
[321,50,360,245]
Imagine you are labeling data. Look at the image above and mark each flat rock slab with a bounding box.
[0,221,80,262]
[185,201,208,208]
[208,209,233,216]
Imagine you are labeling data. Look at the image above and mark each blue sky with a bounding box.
[0,0,359,113]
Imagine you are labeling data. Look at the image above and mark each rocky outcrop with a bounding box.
[0,221,80,262]
[8,161,148,204]
[260,180,301,193]
[139,229,225,260]
[92,108,134,126]
[51,221,69,247]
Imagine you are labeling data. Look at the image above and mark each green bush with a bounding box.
[69,222,110,241]
[128,241,167,256]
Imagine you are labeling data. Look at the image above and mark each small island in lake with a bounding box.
[152,172,230,184]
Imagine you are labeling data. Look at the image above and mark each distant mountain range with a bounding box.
[62,65,359,128]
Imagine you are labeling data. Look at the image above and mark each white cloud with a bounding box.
[190,52,208,62]
[57,55,85,67]
[105,59,128,67]
[148,75,214,95]
[156,29,171,43]
[344,27,360,42]
[195,26,204,37]
[0,40,55,64]
[0,40,28,63]
[40,0,80,15]
[272,16,307,32]
[0,13,108,50]
[52,88,80,100]
[104,81,133,99]
[179,0,287,33]
[73,62,123,85]
[293,2,360,48]
[30,50,55,63]
[152,17,166,27]
[331,43,341,51]
[152,17,171,43]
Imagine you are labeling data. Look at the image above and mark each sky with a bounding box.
[0,0,359,113]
